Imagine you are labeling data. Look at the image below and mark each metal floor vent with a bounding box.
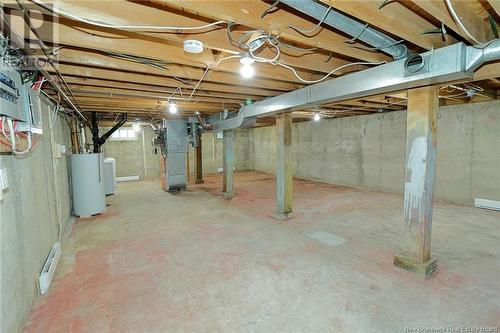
[308,231,347,247]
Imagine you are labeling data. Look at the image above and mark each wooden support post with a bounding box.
[195,131,204,184]
[394,86,439,277]
[274,113,293,219]
[186,150,190,185]
[222,130,234,198]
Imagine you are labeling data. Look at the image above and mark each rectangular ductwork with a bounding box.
[164,120,188,191]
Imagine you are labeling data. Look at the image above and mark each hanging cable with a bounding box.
[274,61,386,84]
[349,39,405,52]
[288,6,332,36]
[261,0,281,19]
[345,23,369,44]
[31,0,228,32]
[99,50,170,70]
[187,55,242,102]
[444,0,482,44]
[5,118,32,155]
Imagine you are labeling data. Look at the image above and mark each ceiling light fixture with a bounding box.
[132,122,141,132]
[168,102,178,114]
[313,113,321,121]
[240,54,255,79]
[183,39,204,54]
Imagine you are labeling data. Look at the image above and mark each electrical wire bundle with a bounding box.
[0,117,33,155]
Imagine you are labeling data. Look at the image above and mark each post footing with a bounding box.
[195,180,204,184]
[393,255,437,278]
[272,211,293,221]
[222,191,234,199]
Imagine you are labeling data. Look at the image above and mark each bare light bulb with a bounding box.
[240,55,255,79]
[168,102,178,114]
[132,123,141,132]
[313,113,321,122]
[240,63,254,79]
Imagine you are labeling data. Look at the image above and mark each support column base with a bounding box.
[393,255,437,278]
[195,180,204,184]
[272,211,293,220]
[222,191,234,199]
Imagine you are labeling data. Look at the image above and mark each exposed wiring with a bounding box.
[444,0,482,44]
[98,50,170,71]
[31,0,228,32]
[288,6,332,36]
[278,41,317,54]
[350,39,405,52]
[187,55,242,102]
[4,118,32,155]
[345,23,369,44]
[324,52,334,63]
[274,60,386,84]
[261,0,281,19]
[226,23,261,50]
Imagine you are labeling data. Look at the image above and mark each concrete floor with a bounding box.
[24,171,500,332]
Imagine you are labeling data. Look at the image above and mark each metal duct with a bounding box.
[164,120,188,191]
[279,0,411,60]
[207,40,500,131]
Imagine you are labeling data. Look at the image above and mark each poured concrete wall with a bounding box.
[199,130,253,174]
[101,127,160,178]
[248,100,500,204]
[101,129,251,181]
[0,96,73,333]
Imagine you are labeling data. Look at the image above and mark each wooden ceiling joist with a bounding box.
[2,0,497,122]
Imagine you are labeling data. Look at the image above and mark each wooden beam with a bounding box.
[274,113,293,219]
[16,0,351,74]
[44,48,316,87]
[63,77,264,102]
[319,0,456,49]
[474,62,500,81]
[71,87,243,105]
[46,64,287,96]
[411,0,493,44]
[488,0,500,17]
[151,0,389,63]
[194,131,204,184]
[394,85,439,277]
[6,11,328,85]
[222,129,234,198]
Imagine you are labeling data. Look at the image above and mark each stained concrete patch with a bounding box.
[307,230,347,247]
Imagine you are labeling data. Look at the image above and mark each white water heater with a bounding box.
[71,153,106,217]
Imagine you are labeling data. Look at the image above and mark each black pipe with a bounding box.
[91,112,100,153]
[91,113,127,153]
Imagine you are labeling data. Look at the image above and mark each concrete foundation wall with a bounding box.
[101,129,251,181]
[0,96,73,333]
[198,130,253,175]
[247,100,500,204]
[101,127,160,178]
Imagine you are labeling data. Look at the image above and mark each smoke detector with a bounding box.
[183,40,204,54]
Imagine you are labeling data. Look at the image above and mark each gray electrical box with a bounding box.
[0,59,24,121]
[18,83,43,134]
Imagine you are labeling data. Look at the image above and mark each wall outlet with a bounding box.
[52,143,62,159]
[0,168,8,190]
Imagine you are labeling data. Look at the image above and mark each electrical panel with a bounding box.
[18,83,43,134]
[0,59,24,121]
